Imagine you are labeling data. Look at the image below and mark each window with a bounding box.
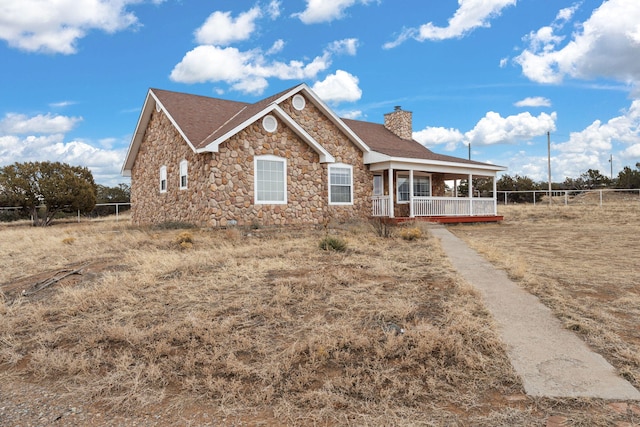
[255,155,286,204]
[159,166,167,193]
[179,160,188,189]
[262,115,278,133]
[292,94,306,111]
[373,175,383,196]
[329,164,353,205]
[397,173,430,202]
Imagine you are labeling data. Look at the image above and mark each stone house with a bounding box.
[122,83,506,227]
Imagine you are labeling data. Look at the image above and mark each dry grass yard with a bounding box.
[1,210,640,425]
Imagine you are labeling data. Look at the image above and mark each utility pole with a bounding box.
[609,154,613,180]
[547,131,552,206]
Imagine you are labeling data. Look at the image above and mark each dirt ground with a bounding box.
[2,213,640,425]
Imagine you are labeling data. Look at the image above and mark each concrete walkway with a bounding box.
[429,225,640,399]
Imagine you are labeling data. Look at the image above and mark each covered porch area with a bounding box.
[369,160,505,223]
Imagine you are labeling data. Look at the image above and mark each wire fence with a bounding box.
[0,203,131,223]
[496,189,640,207]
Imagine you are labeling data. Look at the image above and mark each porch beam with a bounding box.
[388,168,394,218]
[468,174,473,216]
[409,169,414,218]
[492,175,497,215]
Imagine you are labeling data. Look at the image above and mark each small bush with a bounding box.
[62,237,76,245]
[370,218,392,238]
[400,227,422,241]
[175,231,194,249]
[319,235,347,252]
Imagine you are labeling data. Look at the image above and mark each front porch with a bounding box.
[371,195,503,224]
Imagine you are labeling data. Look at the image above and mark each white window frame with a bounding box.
[254,155,287,204]
[328,163,353,205]
[179,160,188,190]
[397,172,431,203]
[159,165,167,193]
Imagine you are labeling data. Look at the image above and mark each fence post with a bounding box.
[600,190,603,207]
[116,203,119,221]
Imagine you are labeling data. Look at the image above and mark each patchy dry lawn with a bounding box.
[1,215,639,425]
[450,201,640,391]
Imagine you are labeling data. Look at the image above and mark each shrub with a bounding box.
[319,235,347,252]
[62,237,76,245]
[175,231,194,249]
[370,218,392,238]
[400,227,422,241]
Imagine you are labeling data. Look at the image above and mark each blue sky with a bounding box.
[1,0,639,186]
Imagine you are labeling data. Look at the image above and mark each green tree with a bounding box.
[0,161,97,226]
[496,174,542,203]
[616,163,640,189]
[94,183,131,216]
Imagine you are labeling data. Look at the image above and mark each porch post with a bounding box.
[468,174,473,216]
[492,175,497,215]
[388,168,394,218]
[454,179,458,197]
[409,169,414,218]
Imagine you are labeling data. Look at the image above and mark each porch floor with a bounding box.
[374,215,504,225]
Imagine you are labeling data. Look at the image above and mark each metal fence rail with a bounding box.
[496,189,640,207]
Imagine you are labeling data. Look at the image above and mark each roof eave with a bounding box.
[121,89,197,176]
[366,152,507,174]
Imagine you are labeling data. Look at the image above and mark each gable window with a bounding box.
[397,173,430,202]
[328,164,353,205]
[255,155,286,204]
[179,160,188,189]
[159,166,167,193]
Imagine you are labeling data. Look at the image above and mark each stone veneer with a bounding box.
[131,94,373,227]
[384,107,413,140]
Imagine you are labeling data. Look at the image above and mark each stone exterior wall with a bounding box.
[432,173,446,196]
[131,110,213,226]
[383,107,413,140]
[131,94,372,227]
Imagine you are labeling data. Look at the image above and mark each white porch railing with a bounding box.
[372,195,391,217]
[412,197,496,217]
[371,196,497,217]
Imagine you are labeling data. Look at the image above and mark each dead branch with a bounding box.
[21,263,90,297]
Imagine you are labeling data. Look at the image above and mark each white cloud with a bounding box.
[503,99,640,181]
[266,39,285,55]
[294,0,372,24]
[0,0,148,54]
[0,113,82,134]
[170,45,332,94]
[465,111,557,146]
[413,127,464,151]
[312,70,362,104]
[339,110,363,120]
[327,38,359,55]
[267,0,282,19]
[0,112,128,185]
[384,0,516,48]
[515,0,640,86]
[194,7,262,46]
[514,97,552,107]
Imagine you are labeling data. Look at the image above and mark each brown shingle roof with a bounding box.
[151,88,249,148]
[151,87,499,168]
[342,118,494,167]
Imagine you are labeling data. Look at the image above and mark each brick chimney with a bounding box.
[384,106,413,140]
